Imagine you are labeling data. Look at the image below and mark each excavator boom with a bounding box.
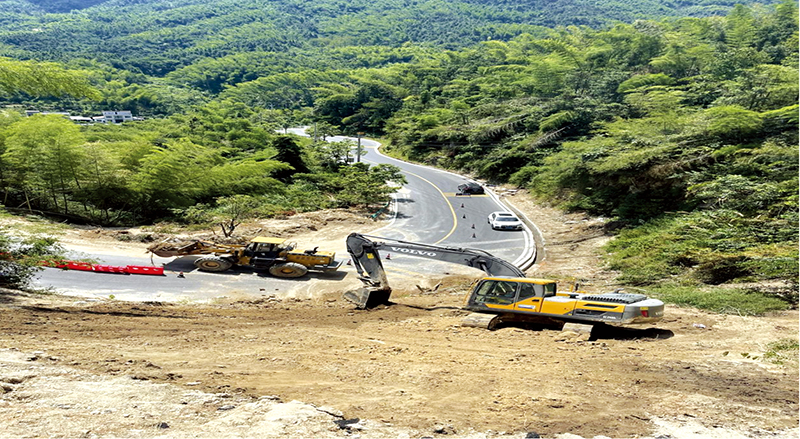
[344,233,524,308]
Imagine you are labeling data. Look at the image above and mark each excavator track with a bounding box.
[461,312,502,330]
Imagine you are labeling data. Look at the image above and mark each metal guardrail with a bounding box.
[499,195,545,272]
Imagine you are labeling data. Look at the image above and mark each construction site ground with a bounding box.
[1,192,797,438]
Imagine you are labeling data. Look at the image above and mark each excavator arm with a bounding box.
[344,233,525,308]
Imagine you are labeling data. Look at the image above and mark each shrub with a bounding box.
[763,338,799,365]
[0,232,65,290]
[646,283,791,316]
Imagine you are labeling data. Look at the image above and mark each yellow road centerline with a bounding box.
[403,170,458,245]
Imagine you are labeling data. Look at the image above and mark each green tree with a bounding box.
[324,163,406,207]
[271,135,309,181]
[3,115,87,214]
[0,58,99,99]
[130,139,223,215]
[313,121,339,141]
[77,142,135,224]
[312,139,355,172]
[214,194,259,237]
[725,4,757,49]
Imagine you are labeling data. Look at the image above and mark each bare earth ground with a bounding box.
[1,194,797,438]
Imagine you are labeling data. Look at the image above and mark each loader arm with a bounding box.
[344,233,525,308]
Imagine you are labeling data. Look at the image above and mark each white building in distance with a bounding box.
[102,111,133,124]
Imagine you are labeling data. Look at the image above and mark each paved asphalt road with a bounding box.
[33,130,534,302]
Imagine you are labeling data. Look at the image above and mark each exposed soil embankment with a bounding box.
[1,196,796,438]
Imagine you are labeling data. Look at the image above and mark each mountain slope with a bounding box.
[1,0,779,76]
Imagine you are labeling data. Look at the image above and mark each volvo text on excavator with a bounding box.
[344,233,664,330]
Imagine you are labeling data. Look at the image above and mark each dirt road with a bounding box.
[1,196,797,438]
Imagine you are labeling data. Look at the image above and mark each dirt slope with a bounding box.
[1,291,796,438]
[0,195,797,438]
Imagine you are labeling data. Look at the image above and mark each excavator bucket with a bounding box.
[343,287,392,309]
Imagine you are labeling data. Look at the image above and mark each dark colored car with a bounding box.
[457,182,484,195]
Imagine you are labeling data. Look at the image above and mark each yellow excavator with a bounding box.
[148,236,341,278]
[344,233,664,330]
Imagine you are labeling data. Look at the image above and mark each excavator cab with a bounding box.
[465,278,558,311]
[471,280,518,305]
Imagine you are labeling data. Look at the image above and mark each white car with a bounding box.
[487,211,523,231]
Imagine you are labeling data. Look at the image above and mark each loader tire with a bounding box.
[194,256,233,272]
[269,262,308,278]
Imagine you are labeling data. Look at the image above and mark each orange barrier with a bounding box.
[125,265,165,276]
[93,265,129,274]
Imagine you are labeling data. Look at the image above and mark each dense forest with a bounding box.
[0,0,797,310]
[0,0,780,96]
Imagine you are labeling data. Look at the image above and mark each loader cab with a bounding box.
[466,278,557,312]
[246,237,290,259]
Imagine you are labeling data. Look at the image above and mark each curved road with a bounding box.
[359,141,534,266]
[33,130,535,301]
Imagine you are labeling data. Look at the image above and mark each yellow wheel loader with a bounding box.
[148,236,342,278]
[344,233,664,330]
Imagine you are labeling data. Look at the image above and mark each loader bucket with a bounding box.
[343,287,392,309]
[147,240,206,257]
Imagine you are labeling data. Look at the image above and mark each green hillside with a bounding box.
[1,0,779,77]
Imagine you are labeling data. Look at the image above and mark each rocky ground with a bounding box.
[0,191,797,438]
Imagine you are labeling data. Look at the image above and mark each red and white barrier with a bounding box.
[93,264,129,274]
[42,260,165,276]
[124,265,165,276]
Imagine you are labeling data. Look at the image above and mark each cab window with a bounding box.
[473,280,518,305]
[518,282,537,300]
[518,282,557,299]
[255,243,275,253]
